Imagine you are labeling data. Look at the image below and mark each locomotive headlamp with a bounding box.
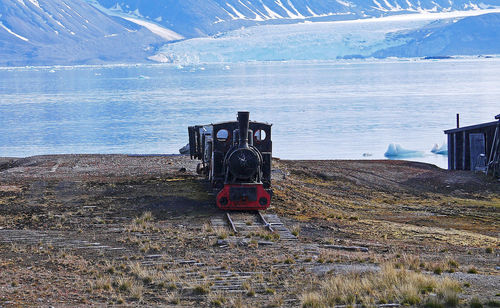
[228,148,260,179]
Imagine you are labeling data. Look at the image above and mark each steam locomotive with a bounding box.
[188,111,272,210]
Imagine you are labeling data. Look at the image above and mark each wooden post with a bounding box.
[463,131,467,170]
[453,133,457,170]
[456,113,460,128]
[448,133,453,170]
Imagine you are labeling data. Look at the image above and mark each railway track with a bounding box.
[211,211,298,242]
[225,211,273,234]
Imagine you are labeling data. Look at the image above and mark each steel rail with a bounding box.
[225,212,238,234]
[256,211,274,233]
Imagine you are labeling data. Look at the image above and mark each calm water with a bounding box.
[1,58,499,168]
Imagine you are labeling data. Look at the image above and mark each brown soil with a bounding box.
[0,155,498,306]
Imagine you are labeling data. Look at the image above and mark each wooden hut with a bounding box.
[444,114,500,172]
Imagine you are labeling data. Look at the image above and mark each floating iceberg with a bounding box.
[431,143,448,155]
[384,143,424,158]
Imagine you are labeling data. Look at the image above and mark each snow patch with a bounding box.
[226,3,247,19]
[27,0,40,8]
[381,0,396,11]
[88,1,183,41]
[121,16,183,41]
[372,0,389,11]
[275,0,301,18]
[0,21,29,41]
[306,6,319,17]
[238,0,265,20]
[336,0,353,7]
[131,8,142,17]
[222,7,237,19]
[262,4,284,19]
[287,0,306,18]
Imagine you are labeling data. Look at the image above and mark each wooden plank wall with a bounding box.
[446,125,498,170]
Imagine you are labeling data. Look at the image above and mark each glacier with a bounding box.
[150,10,500,64]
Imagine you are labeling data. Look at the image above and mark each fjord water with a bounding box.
[1,59,499,168]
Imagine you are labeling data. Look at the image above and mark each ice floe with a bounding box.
[431,142,448,155]
[384,143,424,158]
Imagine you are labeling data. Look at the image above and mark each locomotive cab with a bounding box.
[188,111,272,210]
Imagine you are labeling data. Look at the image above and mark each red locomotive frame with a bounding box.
[216,184,271,210]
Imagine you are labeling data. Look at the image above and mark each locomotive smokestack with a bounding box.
[237,111,250,148]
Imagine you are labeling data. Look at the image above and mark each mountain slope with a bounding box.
[89,0,500,37]
[0,0,174,66]
[372,12,500,57]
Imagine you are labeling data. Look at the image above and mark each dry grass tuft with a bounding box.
[214,226,229,239]
[135,211,153,225]
[166,291,181,305]
[114,276,143,300]
[467,266,479,274]
[291,224,301,237]
[208,291,227,306]
[129,262,154,284]
[202,222,213,233]
[301,262,462,307]
[301,292,323,308]
[92,276,112,291]
[127,211,155,232]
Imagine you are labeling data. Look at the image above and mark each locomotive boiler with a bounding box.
[188,111,272,210]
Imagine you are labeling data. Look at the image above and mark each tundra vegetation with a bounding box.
[0,155,498,306]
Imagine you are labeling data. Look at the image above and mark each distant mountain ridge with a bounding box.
[0,0,167,65]
[1,0,500,66]
[89,0,500,37]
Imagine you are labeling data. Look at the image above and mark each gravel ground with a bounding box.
[0,155,498,306]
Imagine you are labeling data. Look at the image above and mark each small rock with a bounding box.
[237,239,249,247]
[178,167,186,173]
[216,239,228,246]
